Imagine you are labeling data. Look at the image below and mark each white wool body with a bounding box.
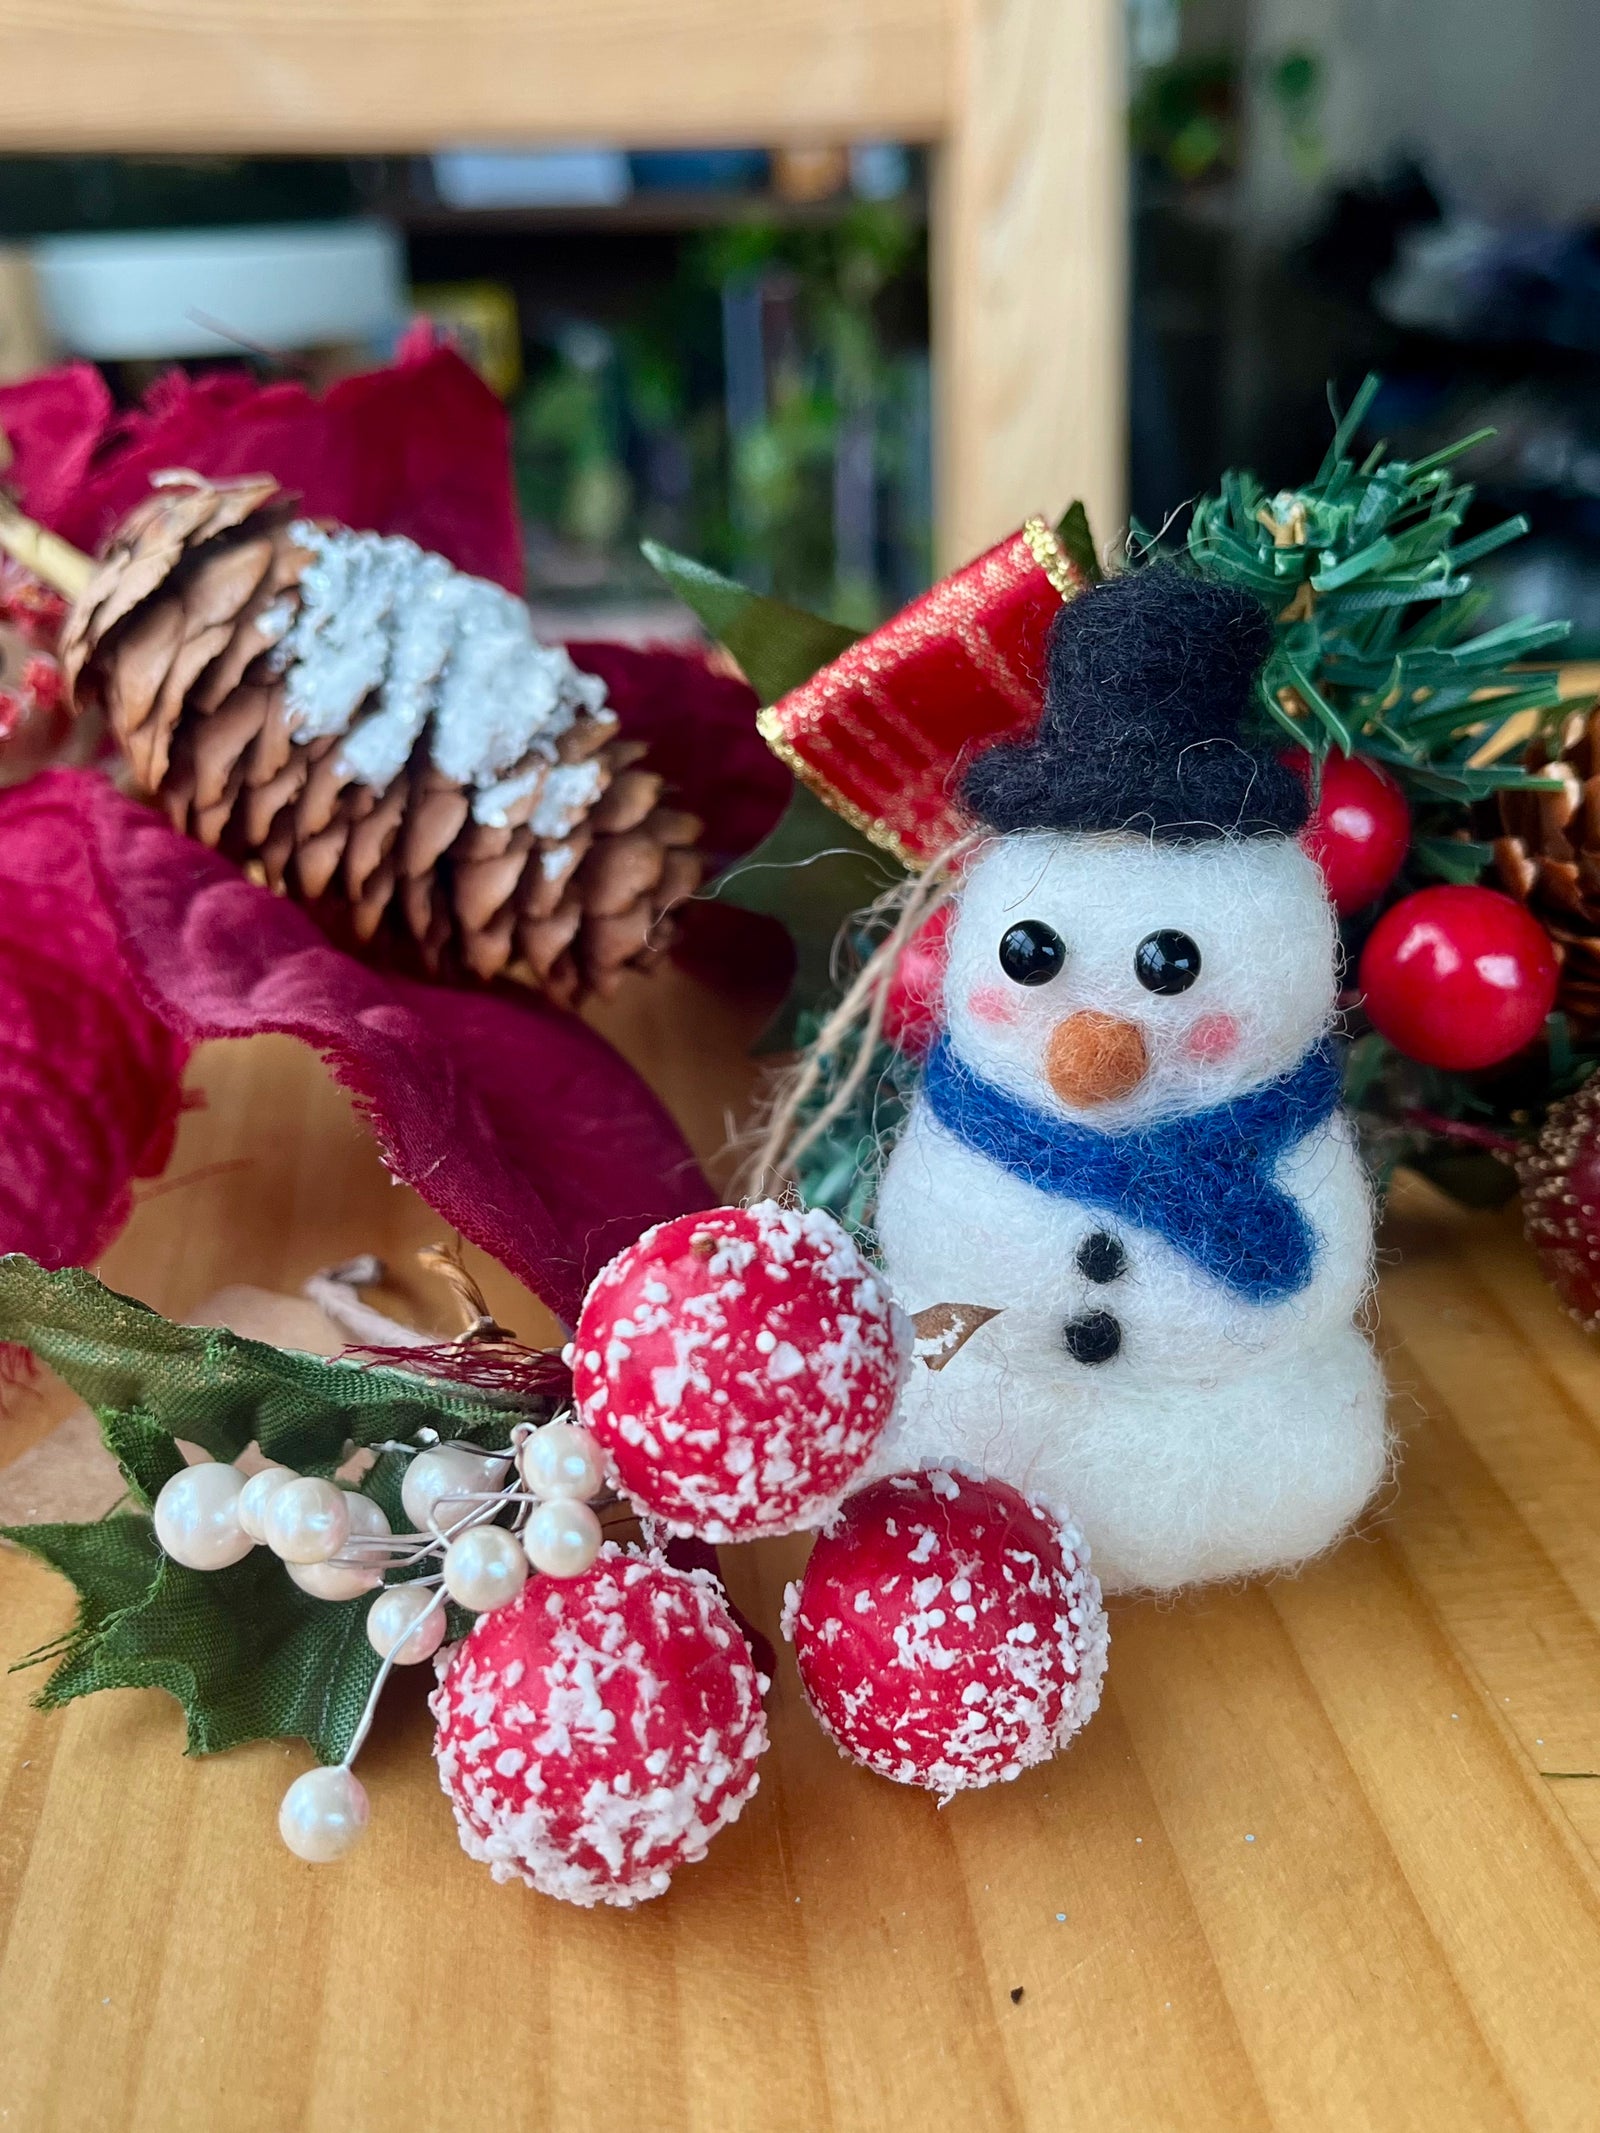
[873,828,1389,1593]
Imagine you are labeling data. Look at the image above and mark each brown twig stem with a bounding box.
[0,493,92,601]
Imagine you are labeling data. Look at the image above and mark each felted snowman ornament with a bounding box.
[872,564,1389,1594]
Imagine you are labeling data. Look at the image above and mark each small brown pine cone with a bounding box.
[59,475,703,1002]
[1494,703,1600,1038]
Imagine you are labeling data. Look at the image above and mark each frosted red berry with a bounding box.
[430,1547,769,1908]
[786,1469,1107,1796]
[572,1201,909,1541]
[1519,1079,1600,1330]
[882,902,953,1057]
[1358,884,1558,1069]
[1296,749,1411,914]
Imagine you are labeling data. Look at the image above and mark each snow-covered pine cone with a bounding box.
[60,474,703,1004]
[1494,702,1600,1039]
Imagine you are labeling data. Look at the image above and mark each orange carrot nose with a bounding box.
[1046,1011,1148,1106]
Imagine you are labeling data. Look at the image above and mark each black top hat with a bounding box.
[962,562,1306,842]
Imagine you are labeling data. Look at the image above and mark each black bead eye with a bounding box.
[998,919,1067,987]
[1134,930,1202,995]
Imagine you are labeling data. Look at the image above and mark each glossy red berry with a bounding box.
[1358,885,1559,1069]
[882,902,953,1057]
[1295,750,1412,913]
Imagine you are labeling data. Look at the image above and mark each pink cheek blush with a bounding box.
[966,984,1021,1028]
[1185,1011,1240,1063]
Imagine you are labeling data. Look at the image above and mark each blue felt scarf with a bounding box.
[920,1036,1342,1304]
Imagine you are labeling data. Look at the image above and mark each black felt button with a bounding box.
[1077,1230,1126,1284]
[1063,1311,1121,1365]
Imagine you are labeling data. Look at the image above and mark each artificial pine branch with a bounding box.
[1168,373,1573,812]
[784,1006,921,1244]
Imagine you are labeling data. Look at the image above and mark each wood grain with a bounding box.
[934,0,1127,565]
[0,0,947,151]
[4,977,1598,2130]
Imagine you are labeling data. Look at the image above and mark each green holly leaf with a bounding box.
[8,1516,164,1660]
[0,1257,525,1472]
[99,1408,186,1509]
[642,540,859,704]
[11,1532,383,1762]
[1,1257,537,1763]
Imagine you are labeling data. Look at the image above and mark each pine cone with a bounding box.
[1494,704,1600,1038]
[60,475,703,1004]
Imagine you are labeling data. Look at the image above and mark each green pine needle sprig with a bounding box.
[784,1005,921,1249]
[1163,373,1572,814]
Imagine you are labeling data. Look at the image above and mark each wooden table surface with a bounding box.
[2,970,1599,2132]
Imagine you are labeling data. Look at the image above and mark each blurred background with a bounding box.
[0,0,1594,648]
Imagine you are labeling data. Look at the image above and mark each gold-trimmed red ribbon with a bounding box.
[758,518,1084,867]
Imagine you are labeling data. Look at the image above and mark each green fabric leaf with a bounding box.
[1055,501,1102,583]
[30,1542,383,1763]
[710,785,902,1048]
[0,1259,537,1763]
[1410,835,1497,883]
[7,1516,164,1654]
[100,1408,185,1509]
[6,1498,423,1763]
[0,1257,524,1471]
[650,517,1100,1045]
[642,540,859,705]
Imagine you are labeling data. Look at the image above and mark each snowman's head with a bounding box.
[941,829,1336,1126]
[946,560,1330,1123]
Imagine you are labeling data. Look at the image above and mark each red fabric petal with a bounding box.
[57,770,710,1319]
[566,641,788,873]
[0,329,523,591]
[0,362,114,530]
[0,775,188,1267]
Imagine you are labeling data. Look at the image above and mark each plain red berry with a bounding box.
[572,1202,907,1541]
[1358,884,1559,1069]
[882,902,953,1057]
[1295,750,1412,914]
[786,1469,1107,1796]
[430,1548,768,1907]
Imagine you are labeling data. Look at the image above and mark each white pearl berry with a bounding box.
[442,1525,528,1612]
[287,1492,392,1601]
[262,1477,351,1565]
[523,1496,603,1579]
[278,1766,369,1863]
[401,1444,510,1535]
[237,1464,297,1543]
[366,1583,447,1664]
[152,1462,256,1571]
[518,1421,606,1502]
